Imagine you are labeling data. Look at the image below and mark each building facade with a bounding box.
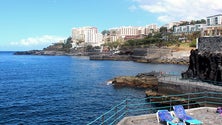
[207,14,222,26]
[106,24,159,42]
[144,24,158,35]
[203,14,222,36]
[173,24,206,35]
[118,26,139,36]
[72,27,103,46]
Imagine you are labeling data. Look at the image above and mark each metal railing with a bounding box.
[87,91,222,125]
[159,71,222,86]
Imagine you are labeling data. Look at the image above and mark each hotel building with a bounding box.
[72,27,103,46]
[203,14,222,36]
[174,24,206,35]
[107,24,159,42]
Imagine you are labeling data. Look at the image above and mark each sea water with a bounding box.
[0,52,187,124]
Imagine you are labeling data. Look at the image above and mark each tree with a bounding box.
[179,21,189,26]
[86,45,93,52]
[101,30,110,35]
[200,19,206,24]
[190,20,195,25]
[63,36,73,52]
[159,26,167,33]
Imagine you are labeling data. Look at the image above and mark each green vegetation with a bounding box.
[111,30,199,49]
[62,37,73,52]
[101,30,110,35]
[179,19,206,26]
[189,40,196,47]
[102,41,121,50]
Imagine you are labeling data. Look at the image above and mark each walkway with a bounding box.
[117,107,222,125]
[158,76,222,91]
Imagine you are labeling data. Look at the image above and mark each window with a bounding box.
[207,18,210,26]
[215,17,218,25]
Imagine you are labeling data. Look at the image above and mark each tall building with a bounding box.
[144,24,158,35]
[72,27,103,46]
[117,26,139,36]
[107,26,139,42]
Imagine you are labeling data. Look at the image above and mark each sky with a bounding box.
[0,0,222,51]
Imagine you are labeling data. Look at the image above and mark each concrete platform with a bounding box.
[117,107,222,125]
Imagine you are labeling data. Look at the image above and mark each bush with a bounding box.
[189,40,196,47]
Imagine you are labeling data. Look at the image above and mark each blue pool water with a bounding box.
[0,52,187,124]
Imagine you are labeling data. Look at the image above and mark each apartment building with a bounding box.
[72,27,103,46]
[118,26,139,36]
[107,24,158,42]
[203,14,222,36]
[164,22,180,30]
[173,24,206,35]
[144,24,158,35]
[207,14,222,26]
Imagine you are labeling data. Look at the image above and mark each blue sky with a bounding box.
[0,0,221,51]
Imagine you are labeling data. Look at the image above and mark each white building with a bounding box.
[207,14,222,26]
[107,24,159,42]
[72,27,103,46]
[164,22,180,30]
[144,24,158,35]
[203,14,222,36]
[118,26,139,36]
[174,24,206,34]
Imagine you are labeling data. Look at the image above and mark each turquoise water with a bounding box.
[0,52,187,124]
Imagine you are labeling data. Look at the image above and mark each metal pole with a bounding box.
[170,97,172,111]
[102,115,104,125]
[115,107,118,124]
[188,94,190,109]
[125,99,128,116]
[204,91,207,107]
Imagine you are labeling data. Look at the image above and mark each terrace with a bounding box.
[87,92,222,125]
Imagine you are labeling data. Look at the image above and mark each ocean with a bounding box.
[0,52,187,124]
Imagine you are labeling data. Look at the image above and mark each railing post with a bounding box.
[102,115,104,125]
[188,94,190,109]
[170,97,172,111]
[114,107,118,124]
[125,99,128,116]
[204,91,207,107]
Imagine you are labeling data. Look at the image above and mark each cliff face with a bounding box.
[182,37,222,82]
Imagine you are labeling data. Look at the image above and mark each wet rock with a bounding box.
[111,73,158,89]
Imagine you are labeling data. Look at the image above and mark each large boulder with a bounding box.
[111,73,158,89]
[182,37,222,82]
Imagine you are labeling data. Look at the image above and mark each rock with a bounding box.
[89,55,132,61]
[182,37,222,82]
[14,50,67,56]
[14,50,41,55]
[145,90,200,108]
[145,90,162,96]
[112,73,158,89]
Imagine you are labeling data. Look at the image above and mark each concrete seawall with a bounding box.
[157,76,222,95]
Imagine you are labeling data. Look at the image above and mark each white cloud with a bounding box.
[128,5,137,12]
[157,15,173,23]
[10,35,66,50]
[132,0,222,23]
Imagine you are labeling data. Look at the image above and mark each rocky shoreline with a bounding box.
[109,72,191,106]
[14,49,190,65]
